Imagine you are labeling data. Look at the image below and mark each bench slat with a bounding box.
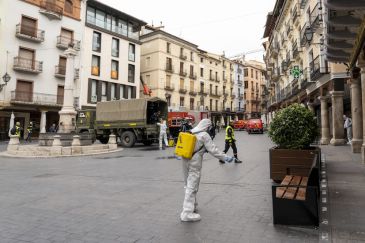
[282,176,301,199]
[276,176,293,198]
[295,176,309,201]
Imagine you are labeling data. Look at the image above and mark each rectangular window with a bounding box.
[111,38,119,57]
[200,68,204,77]
[244,81,248,88]
[190,98,194,110]
[20,15,37,37]
[256,71,258,79]
[111,83,116,100]
[91,79,97,103]
[251,69,253,78]
[92,31,101,52]
[111,60,118,79]
[128,43,135,61]
[190,51,193,61]
[200,57,204,63]
[119,85,125,99]
[128,64,135,83]
[166,42,170,53]
[180,97,184,107]
[244,68,248,77]
[101,81,107,101]
[215,100,218,111]
[91,55,100,76]
[86,6,95,24]
[95,9,105,28]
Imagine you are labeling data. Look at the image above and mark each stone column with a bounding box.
[349,78,363,153]
[58,46,77,133]
[40,110,47,133]
[319,96,330,145]
[330,91,345,145]
[360,61,365,162]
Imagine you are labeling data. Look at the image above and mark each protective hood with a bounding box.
[191,119,211,134]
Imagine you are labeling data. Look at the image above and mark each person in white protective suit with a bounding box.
[180,118,235,222]
[157,119,168,149]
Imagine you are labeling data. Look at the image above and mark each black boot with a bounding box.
[234,155,242,163]
[219,159,225,164]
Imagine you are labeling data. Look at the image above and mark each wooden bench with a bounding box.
[272,155,320,226]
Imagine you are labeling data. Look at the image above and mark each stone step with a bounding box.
[12,150,51,157]
[81,145,109,152]
[82,149,110,155]
[17,146,53,152]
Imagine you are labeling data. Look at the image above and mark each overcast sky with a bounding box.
[102,0,275,62]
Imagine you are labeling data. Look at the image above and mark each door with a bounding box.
[19,48,35,70]
[57,86,64,105]
[21,16,37,37]
[16,80,33,102]
[61,28,73,45]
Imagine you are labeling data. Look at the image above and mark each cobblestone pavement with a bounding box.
[0,132,320,243]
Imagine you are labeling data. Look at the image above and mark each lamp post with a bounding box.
[304,27,314,43]
[0,72,11,92]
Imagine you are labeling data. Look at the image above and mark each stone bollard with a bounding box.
[51,135,62,156]
[108,134,117,150]
[71,135,82,155]
[7,135,20,152]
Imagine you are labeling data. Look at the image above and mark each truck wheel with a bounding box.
[142,140,153,146]
[98,137,109,144]
[120,131,136,147]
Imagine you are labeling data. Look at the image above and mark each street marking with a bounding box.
[321,232,329,240]
[322,219,328,225]
[322,197,327,203]
[322,207,327,212]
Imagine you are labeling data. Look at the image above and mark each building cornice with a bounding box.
[140,30,198,49]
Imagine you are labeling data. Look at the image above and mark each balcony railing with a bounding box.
[13,57,43,73]
[179,70,187,77]
[179,54,187,60]
[292,40,300,58]
[39,0,63,20]
[223,76,228,83]
[209,76,215,81]
[55,65,66,78]
[16,24,44,42]
[292,4,300,24]
[11,91,62,106]
[165,64,174,73]
[300,0,308,9]
[310,56,330,81]
[199,89,208,96]
[209,91,222,97]
[300,23,310,47]
[310,2,323,30]
[231,92,236,99]
[179,86,188,94]
[189,90,197,96]
[164,83,175,91]
[56,36,81,50]
[189,73,197,80]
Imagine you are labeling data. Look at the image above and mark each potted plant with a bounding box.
[268,103,320,181]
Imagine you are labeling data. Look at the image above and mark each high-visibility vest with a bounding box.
[15,125,21,137]
[27,125,33,133]
[225,125,235,141]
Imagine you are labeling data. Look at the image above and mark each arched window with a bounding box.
[64,0,73,14]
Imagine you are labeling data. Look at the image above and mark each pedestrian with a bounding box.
[180,119,235,222]
[343,114,352,144]
[10,121,22,138]
[49,123,57,133]
[25,121,33,142]
[219,121,242,163]
[157,118,168,150]
[216,121,220,133]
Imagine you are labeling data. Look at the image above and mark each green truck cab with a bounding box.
[76,98,167,147]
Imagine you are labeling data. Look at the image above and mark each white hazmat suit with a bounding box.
[181,119,234,222]
[157,120,168,149]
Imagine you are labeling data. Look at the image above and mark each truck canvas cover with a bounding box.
[96,97,164,122]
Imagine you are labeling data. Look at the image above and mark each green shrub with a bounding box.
[268,103,319,149]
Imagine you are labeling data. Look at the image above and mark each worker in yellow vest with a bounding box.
[220,121,242,163]
[13,122,22,138]
[26,121,33,142]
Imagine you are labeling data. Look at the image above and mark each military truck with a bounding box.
[76,97,167,147]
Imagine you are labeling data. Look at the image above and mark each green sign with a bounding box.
[290,66,303,79]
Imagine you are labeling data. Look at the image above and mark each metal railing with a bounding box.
[292,40,300,58]
[13,57,43,73]
[179,54,187,60]
[55,65,66,76]
[11,91,62,106]
[16,24,45,42]
[310,2,323,29]
[189,73,197,80]
[56,35,80,50]
[179,86,188,94]
[300,23,310,47]
[164,83,175,91]
[179,70,187,77]
[39,1,63,16]
[310,56,330,81]
[165,63,174,73]
[292,3,300,23]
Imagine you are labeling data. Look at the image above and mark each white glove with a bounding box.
[224,156,234,163]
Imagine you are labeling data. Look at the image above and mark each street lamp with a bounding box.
[304,27,313,43]
[0,72,11,92]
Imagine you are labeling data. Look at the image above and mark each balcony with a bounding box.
[179,54,187,60]
[271,41,279,57]
[39,0,63,20]
[179,70,187,77]
[292,40,301,58]
[215,77,220,83]
[164,83,175,91]
[223,76,228,83]
[15,24,44,42]
[189,90,197,96]
[300,68,309,89]
[310,56,330,81]
[198,89,208,96]
[11,91,62,106]
[292,3,300,26]
[13,57,43,73]
[209,91,222,98]
[165,64,174,73]
[55,65,66,78]
[56,36,81,50]
[231,92,236,99]
[300,23,310,47]
[238,93,244,100]
[189,73,197,80]
[179,86,188,94]
[310,2,323,31]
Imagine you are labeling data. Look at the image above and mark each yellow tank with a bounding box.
[175,132,197,159]
[168,138,175,147]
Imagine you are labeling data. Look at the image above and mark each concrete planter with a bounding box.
[269,146,321,181]
[38,133,94,146]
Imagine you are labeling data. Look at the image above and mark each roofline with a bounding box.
[140,30,198,48]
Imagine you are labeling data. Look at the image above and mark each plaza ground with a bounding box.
[0,132,364,242]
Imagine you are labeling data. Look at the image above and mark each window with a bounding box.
[20,16,37,37]
[128,43,135,61]
[210,84,213,93]
[95,9,106,28]
[111,83,116,100]
[111,38,119,57]
[180,97,184,107]
[190,98,194,110]
[256,71,258,79]
[190,65,194,77]
[244,68,248,77]
[215,86,218,94]
[57,56,66,75]
[64,0,73,14]
[200,57,203,63]
[251,69,253,78]
[90,79,97,103]
[210,99,213,111]
[91,55,100,76]
[57,86,64,105]
[244,81,248,88]
[128,64,135,83]
[111,60,118,79]
[200,68,204,77]
[101,81,107,101]
[190,52,193,61]
[92,32,101,52]
[166,96,171,106]
[119,85,125,99]
[215,100,218,111]
[166,42,170,53]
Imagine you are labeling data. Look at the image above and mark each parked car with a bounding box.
[233,120,247,130]
[246,119,264,134]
